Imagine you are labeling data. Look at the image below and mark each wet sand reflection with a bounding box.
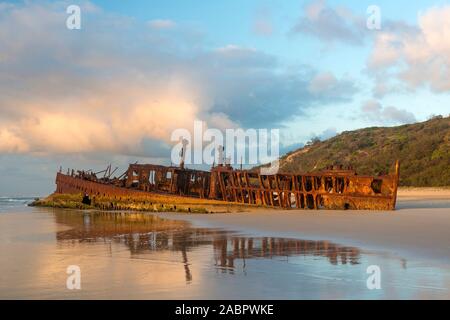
[54,210,360,283]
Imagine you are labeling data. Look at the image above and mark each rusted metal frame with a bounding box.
[287,174,295,208]
[239,172,246,204]
[245,172,255,204]
[311,177,318,209]
[392,160,400,209]
[277,175,286,208]
[265,176,273,206]
[237,172,245,203]
[223,172,232,202]
[277,175,285,207]
[169,168,175,194]
[301,176,307,210]
[279,174,292,208]
[231,172,239,203]
[295,175,304,209]
[272,175,280,207]
[261,176,270,206]
[332,176,337,193]
[57,161,400,211]
[266,177,273,206]
[257,174,267,206]
[185,172,192,196]
[319,192,394,200]
[215,171,224,201]
[199,173,208,198]
[227,171,238,202]
[139,168,147,191]
[269,176,277,207]
[278,175,288,208]
[202,173,209,198]
[292,175,301,209]
[218,172,228,201]
[232,172,241,203]
[264,176,272,206]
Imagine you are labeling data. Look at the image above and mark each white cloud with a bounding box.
[308,72,357,99]
[368,5,450,93]
[0,1,357,156]
[308,72,339,93]
[361,100,416,124]
[147,19,176,30]
[361,99,382,114]
[291,0,366,45]
[0,2,203,154]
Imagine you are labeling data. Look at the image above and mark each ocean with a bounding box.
[0,197,36,213]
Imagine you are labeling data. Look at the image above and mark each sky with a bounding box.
[0,0,449,196]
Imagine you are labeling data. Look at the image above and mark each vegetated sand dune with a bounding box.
[275,116,450,187]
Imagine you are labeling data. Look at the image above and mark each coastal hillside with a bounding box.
[277,116,450,187]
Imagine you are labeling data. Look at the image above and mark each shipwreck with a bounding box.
[54,148,400,210]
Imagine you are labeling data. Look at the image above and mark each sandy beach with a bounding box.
[0,188,449,299]
[397,187,450,200]
[158,188,450,265]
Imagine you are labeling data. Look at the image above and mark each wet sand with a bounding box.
[159,190,450,265]
[0,190,448,299]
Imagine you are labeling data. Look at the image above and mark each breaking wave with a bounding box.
[0,197,35,212]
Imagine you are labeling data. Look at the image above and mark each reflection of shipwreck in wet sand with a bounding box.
[55,144,400,210]
[54,211,361,283]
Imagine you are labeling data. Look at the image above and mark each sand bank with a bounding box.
[397,187,450,200]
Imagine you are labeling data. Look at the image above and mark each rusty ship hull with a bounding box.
[55,161,400,211]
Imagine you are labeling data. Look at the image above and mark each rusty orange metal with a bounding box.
[55,160,400,210]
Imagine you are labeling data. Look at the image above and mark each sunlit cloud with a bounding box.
[0,1,357,156]
[368,5,450,94]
